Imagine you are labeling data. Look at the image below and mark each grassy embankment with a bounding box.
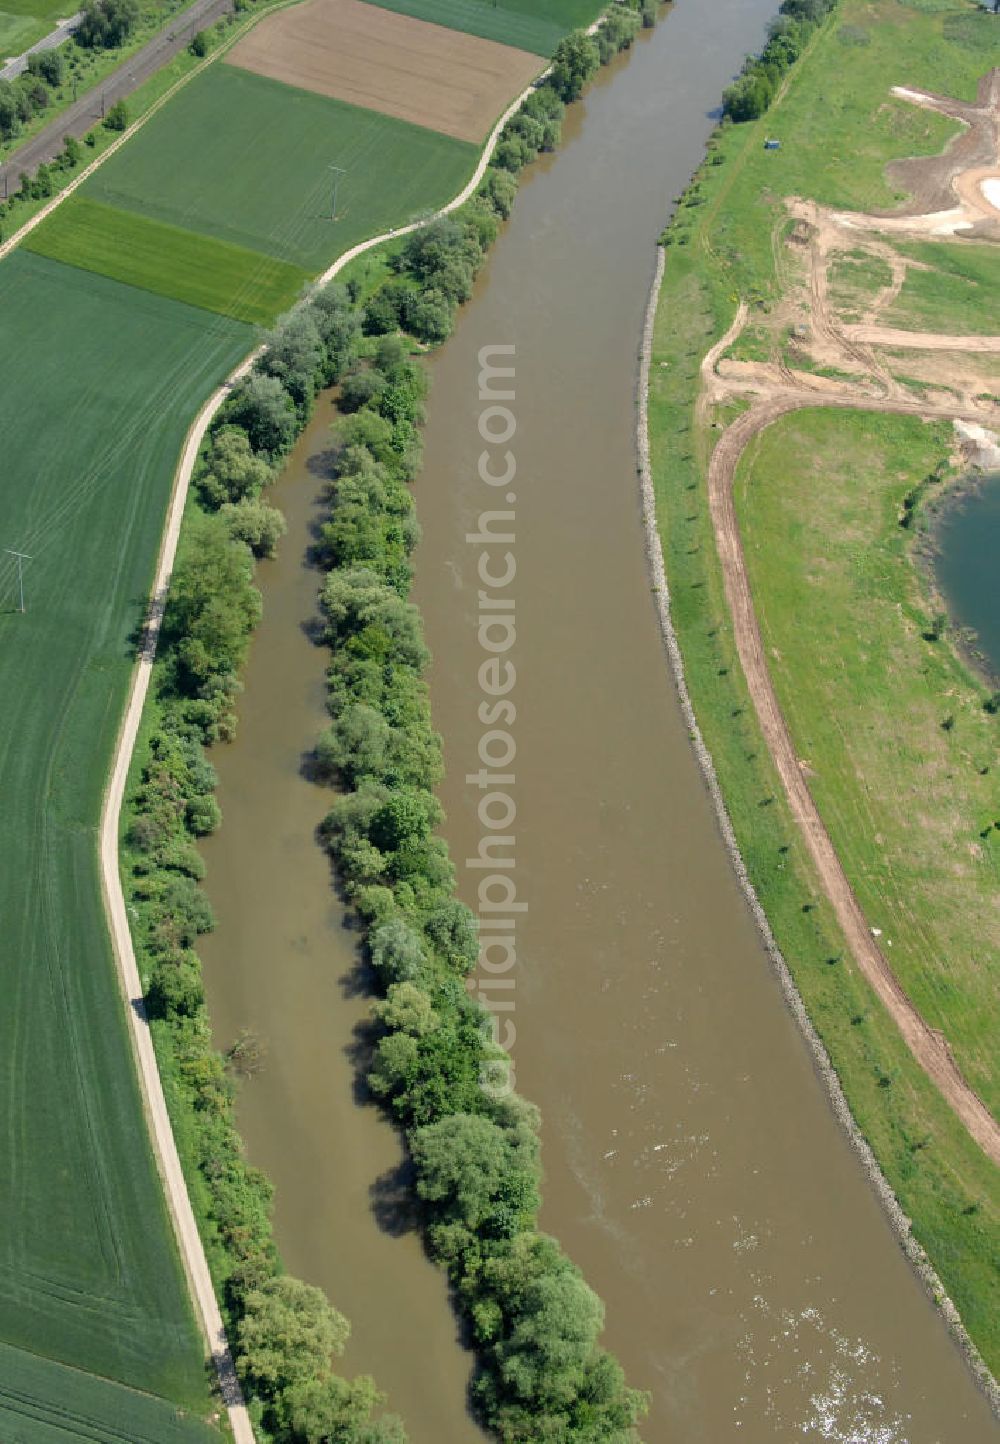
[0,22,494,1441]
[648,0,1000,1377]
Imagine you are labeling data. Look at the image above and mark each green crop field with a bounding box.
[648,0,1000,1374]
[357,0,604,54]
[26,196,311,325]
[0,1341,222,1444]
[0,249,251,1431]
[85,65,479,273]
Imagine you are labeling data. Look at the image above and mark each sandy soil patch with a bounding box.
[225,0,543,144]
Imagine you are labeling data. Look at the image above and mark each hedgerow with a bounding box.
[722,0,839,122]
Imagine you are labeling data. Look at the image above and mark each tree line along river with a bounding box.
[197,4,1000,1439]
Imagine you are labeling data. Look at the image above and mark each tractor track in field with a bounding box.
[691,77,1000,1166]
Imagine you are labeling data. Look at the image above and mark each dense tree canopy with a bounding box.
[76,0,138,48]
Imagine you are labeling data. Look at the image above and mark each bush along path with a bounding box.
[118,9,662,1443]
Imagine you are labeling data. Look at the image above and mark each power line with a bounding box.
[330,164,346,221]
[3,548,32,613]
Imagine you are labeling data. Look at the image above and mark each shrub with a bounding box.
[369,915,425,984]
[221,498,287,557]
[549,31,600,103]
[339,368,388,414]
[103,99,128,132]
[76,0,138,48]
[363,281,408,336]
[257,310,323,412]
[27,49,63,86]
[223,373,298,458]
[199,426,273,508]
[402,288,454,345]
[480,168,519,219]
[60,134,82,170]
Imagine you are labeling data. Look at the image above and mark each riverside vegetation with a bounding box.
[122,9,661,1441]
[650,0,1000,1383]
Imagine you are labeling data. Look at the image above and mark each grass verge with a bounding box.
[735,407,1000,1116]
[0,0,212,166]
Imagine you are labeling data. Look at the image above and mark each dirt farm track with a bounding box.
[225,0,544,143]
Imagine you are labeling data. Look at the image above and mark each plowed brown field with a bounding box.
[224,0,543,143]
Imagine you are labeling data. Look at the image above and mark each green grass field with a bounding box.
[85,65,479,273]
[649,0,1000,1375]
[26,195,311,325]
[736,409,1000,1115]
[0,1341,222,1444]
[667,0,998,341]
[0,249,252,1430]
[357,0,603,55]
[0,10,48,54]
[887,239,1000,336]
[0,0,79,18]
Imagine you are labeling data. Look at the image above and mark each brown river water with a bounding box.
[198,6,1000,1440]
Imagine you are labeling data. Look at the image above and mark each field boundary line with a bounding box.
[95,14,617,1433]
